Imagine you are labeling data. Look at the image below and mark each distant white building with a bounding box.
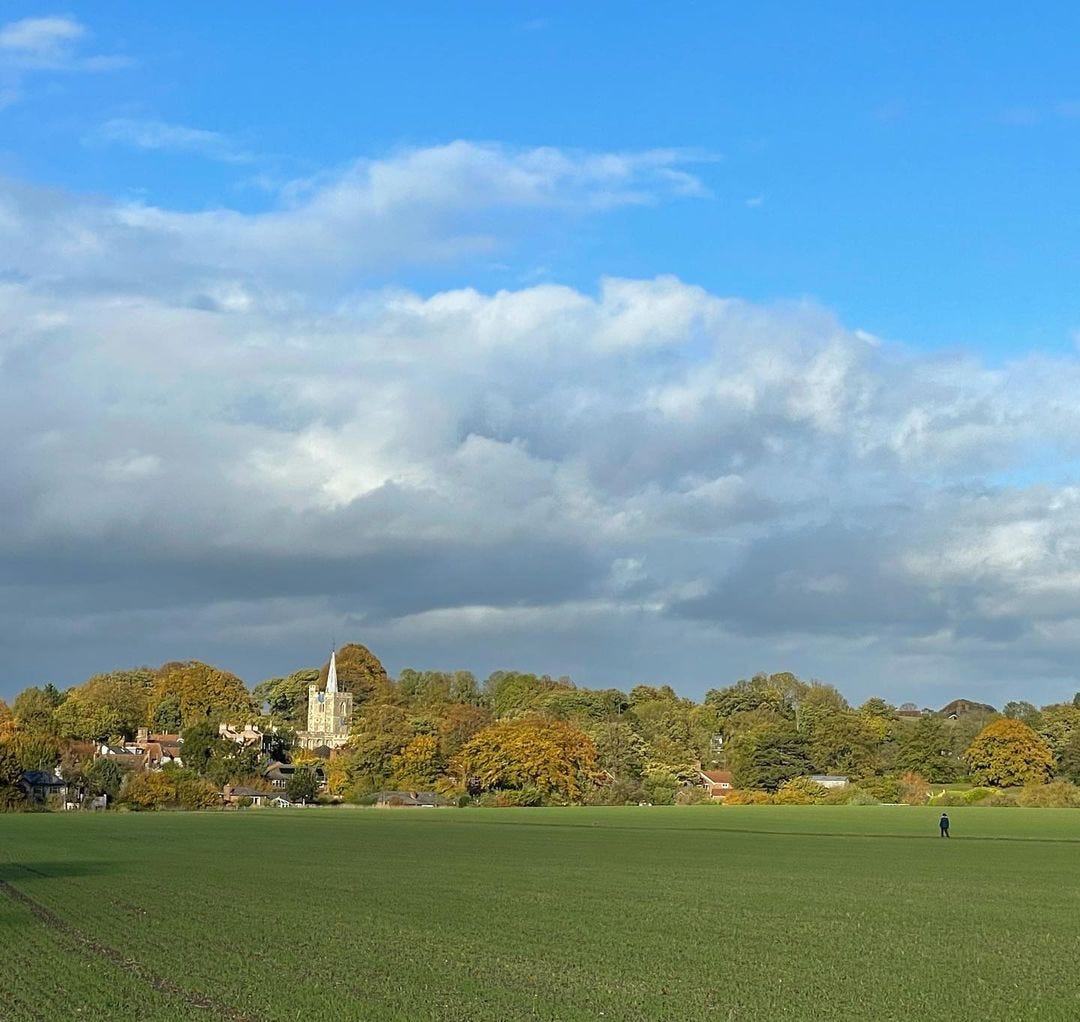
[808,775,849,789]
[295,650,352,751]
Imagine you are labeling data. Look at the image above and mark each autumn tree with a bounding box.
[965,718,1053,787]
[152,662,256,729]
[437,704,493,761]
[0,700,14,739]
[60,669,154,739]
[452,717,599,802]
[389,735,441,788]
[343,704,415,791]
[326,644,393,708]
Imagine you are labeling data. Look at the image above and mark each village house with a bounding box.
[222,784,272,807]
[218,722,265,748]
[697,769,734,798]
[264,761,326,791]
[96,729,183,772]
[19,769,70,806]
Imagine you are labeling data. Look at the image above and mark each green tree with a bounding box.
[590,720,647,782]
[1003,700,1042,729]
[11,687,57,733]
[896,716,961,783]
[1056,730,1080,784]
[152,693,183,733]
[0,741,25,810]
[806,712,881,779]
[286,767,317,804]
[52,698,123,741]
[180,722,230,777]
[252,668,318,728]
[966,718,1053,787]
[11,733,61,772]
[86,758,124,802]
[728,721,810,792]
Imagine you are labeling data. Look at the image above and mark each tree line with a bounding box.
[3,646,1079,810]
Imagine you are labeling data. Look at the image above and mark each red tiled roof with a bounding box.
[702,770,733,784]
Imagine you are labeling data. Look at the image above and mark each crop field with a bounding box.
[2,806,1080,1021]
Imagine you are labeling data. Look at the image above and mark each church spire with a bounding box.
[326,649,338,694]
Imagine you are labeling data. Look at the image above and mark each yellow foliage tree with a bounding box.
[965,718,1053,787]
[323,644,393,707]
[0,700,14,740]
[152,662,256,730]
[323,758,349,797]
[452,716,599,802]
[389,735,440,788]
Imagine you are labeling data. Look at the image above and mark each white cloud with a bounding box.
[96,118,252,163]
[0,142,709,291]
[0,16,84,57]
[5,141,1080,702]
[0,14,129,105]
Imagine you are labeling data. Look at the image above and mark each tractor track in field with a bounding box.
[0,876,262,1021]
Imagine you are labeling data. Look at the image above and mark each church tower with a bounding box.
[297,650,353,750]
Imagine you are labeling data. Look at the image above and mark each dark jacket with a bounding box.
[939,814,950,830]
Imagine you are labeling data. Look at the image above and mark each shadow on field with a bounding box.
[0,861,115,882]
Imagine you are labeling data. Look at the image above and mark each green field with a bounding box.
[2,806,1079,1021]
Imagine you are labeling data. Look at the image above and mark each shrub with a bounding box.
[843,788,881,806]
[862,775,903,803]
[1015,781,1080,808]
[722,789,773,805]
[962,787,995,804]
[899,771,930,805]
[774,777,828,805]
[928,790,968,807]
[585,778,646,806]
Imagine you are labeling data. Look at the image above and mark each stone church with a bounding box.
[296,650,353,751]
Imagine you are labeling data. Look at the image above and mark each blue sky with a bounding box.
[7,4,1079,350]
[2,5,1080,706]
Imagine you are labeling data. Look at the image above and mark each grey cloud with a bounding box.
[7,150,1080,704]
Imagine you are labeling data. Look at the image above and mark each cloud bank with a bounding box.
[3,140,1079,704]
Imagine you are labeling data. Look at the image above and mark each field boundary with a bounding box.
[0,875,261,1022]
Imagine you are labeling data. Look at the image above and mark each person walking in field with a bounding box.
[939,812,950,838]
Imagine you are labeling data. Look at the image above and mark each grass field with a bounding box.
[2,806,1080,1021]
